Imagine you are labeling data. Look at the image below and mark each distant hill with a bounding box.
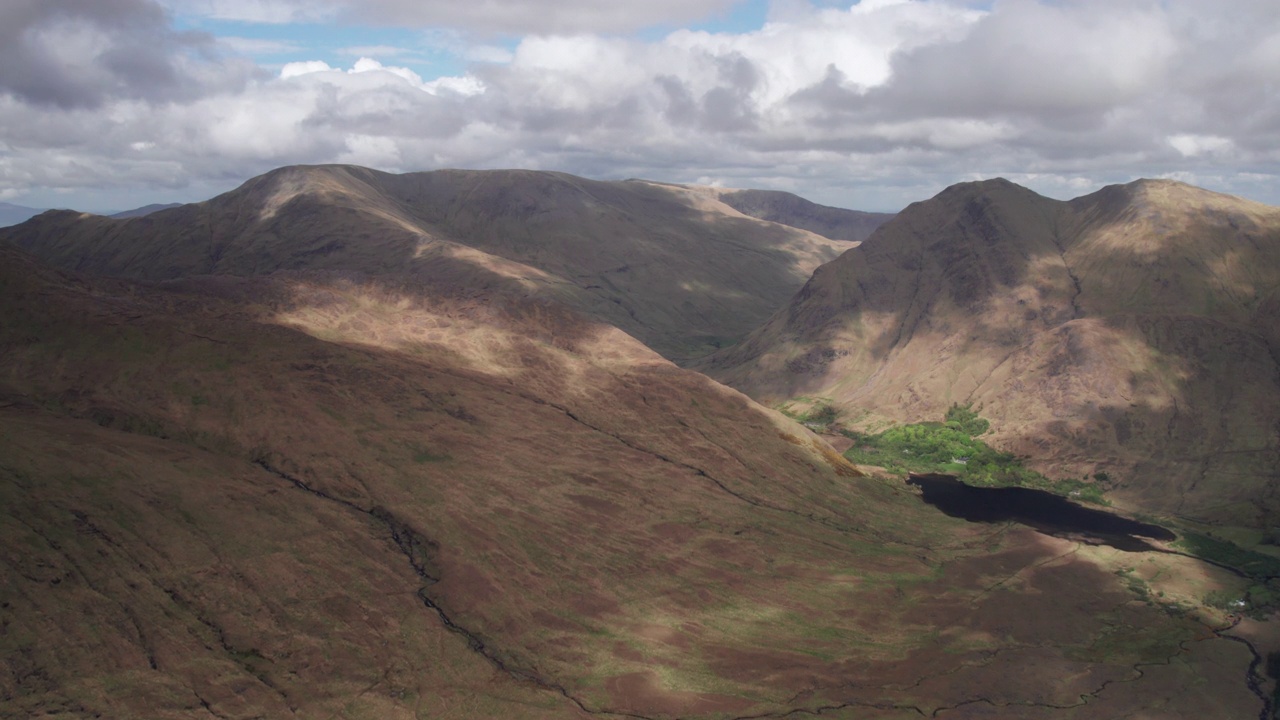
[715,188,894,241]
[0,202,46,228]
[1,165,858,362]
[702,178,1280,529]
[110,202,183,219]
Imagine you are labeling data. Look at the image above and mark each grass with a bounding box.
[410,446,451,463]
[1176,531,1280,618]
[777,396,840,428]
[1177,532,1280,579]
[839,404,1110,504]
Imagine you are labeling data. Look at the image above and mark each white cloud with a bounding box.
[279,60,334,79]
[1168,134,1234,158]
[7,0,1280,212]
[351,57,424,84]
[337,133,403,167]
[422,75,486,97]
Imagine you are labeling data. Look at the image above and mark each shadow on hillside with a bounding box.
[374,171,856,361]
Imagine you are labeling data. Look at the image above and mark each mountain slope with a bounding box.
[702,178,1280,528]
[0,240,1261,718]
[715,188,894,241]
[1,165,855,361]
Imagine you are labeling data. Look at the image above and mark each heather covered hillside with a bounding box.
[1,227,1262,718]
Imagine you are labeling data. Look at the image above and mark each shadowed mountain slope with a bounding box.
[715,188,894,241]
[1,164,855,362]
[1,240,1262,718]
[702,178,1280,529]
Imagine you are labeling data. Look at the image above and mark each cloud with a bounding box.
[162,0,330,24]
[280,60,335,79]
[0,0,255,109]
[872,0,1178,118]
[220,36,304,56]
[163,0,743,34]
[1168,134,1234,158]
[418,29,515,63]
[338,45,419,58]
[5,0,1280,212]
[279,57,484,95]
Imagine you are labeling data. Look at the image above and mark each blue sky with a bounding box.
[3,0,1279,213]
[172,0,779,79]
[173,19,490,79]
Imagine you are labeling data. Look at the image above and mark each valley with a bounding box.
[702,178,1280,532]
[1,166,1277,719]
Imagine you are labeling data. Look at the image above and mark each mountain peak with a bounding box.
[706,176,1280,528]
[939,176,1034,195]
[920,177,1057,215]
[1073,177,1278,231]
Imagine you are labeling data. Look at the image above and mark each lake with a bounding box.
[907,473,1176,551]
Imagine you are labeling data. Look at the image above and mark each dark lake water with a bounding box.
[907,474,1176,552]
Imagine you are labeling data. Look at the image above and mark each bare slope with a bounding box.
[1,243,1262,718]
[2,164,854,361]
[702,178,1280,528]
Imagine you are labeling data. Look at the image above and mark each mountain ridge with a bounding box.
[706,186,893,241]
[702,176,1280,528]
[2,164,859,362]
[1,169,1272,717]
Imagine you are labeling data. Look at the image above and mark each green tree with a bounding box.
[945,403,990,437]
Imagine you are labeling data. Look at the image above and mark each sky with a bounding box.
[3,0,1280,213]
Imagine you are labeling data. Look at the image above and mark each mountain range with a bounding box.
[110,202,184,219]
[4,165,867,362]
[1,166,1274,718]
[0,201,181,228]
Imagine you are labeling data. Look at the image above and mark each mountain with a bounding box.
[701,178,1280,529]
[110,202,184,219]
[715,188,894,240]
[0,239,1261,719]
[0,202,46,228]
[0,165,857,362]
